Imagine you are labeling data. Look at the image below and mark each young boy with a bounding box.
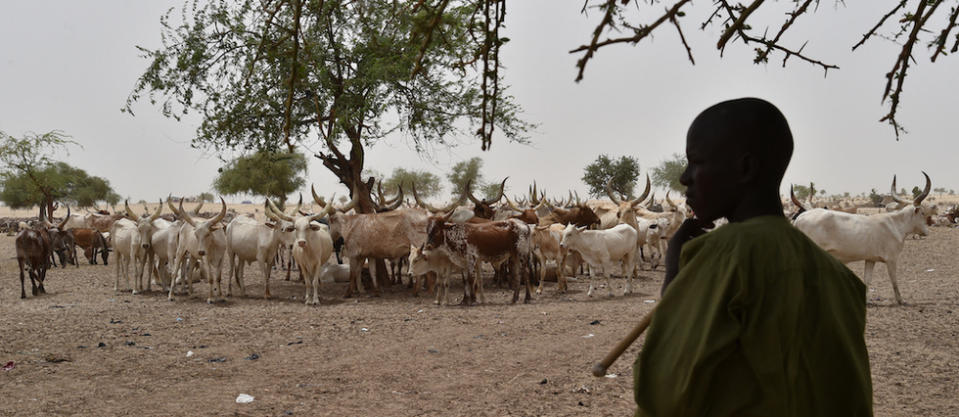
[634,98,873,416]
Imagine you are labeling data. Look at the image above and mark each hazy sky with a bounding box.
[1,1,954,204]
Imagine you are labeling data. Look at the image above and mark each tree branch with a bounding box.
[931,5,959,62]
[880,0,938,140]
[852,1,906,51]
[281,0,303,154]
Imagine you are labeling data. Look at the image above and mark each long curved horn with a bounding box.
[267,198,294,222]
[381,185,404,211]
[482,177,508,205]
[178,198,197,227]
[340,185,359,213]
[264,200,283,224]
[206,197,227,225]
[376,181,387,205]
[665,190,677,209]
[192,199,204,215]
[311,193,337,221]
[167,196,180,219]
[124,199,139,221]
[466,179,482,205]
[505,194,522,212]
[289,194,303,216]
[530,181,539,204]
[790,185,806,211]
[630,175,652,208]
[56,205,71,230]
[574,190,582,207]
[149,199,163,222]
[605,179,623,205]
[312,185,327,208]
[888,175,908,205]
[914,171,931,206]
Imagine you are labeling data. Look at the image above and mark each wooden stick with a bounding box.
[591,307,655,377]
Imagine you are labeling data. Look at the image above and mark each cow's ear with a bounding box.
[265,222,277,229]
[210,225,222,231]
[285,226,295,232]
[309,224,322,231]
[915,207,921,214]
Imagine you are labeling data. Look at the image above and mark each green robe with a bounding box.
[634,216,872,417]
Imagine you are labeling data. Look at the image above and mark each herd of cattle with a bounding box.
[10,172,958,306]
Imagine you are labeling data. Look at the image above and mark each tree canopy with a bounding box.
[571,0,959,139]
[213,150,308,207]
[650,153,686,193]
[126,0,531,214]
[581,154,641,198]
[0,131,118,210]
[381,167,442,199]
[447,157,502,200]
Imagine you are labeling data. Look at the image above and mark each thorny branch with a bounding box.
[572,0,959,141]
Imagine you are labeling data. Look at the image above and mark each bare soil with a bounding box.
[1,228,957,416]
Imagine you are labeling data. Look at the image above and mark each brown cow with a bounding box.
[73,228,109,265]
[17,228,50,299]
[539,200,601,228]
[424,215,532,305]
[466,177,507,219]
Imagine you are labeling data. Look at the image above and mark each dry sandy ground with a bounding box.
[1,228,957,416]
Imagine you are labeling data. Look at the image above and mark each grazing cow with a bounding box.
[16,228,51,299]
[793,173,933,305]
[168,198,228,303]
[43,206,77,268]
[72,228,109,265]
[425,215,533,305]
[559,223,638,297]
[264,198,334,304]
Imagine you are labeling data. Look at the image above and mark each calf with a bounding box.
[559,223,638,297]
[409,244,461,305]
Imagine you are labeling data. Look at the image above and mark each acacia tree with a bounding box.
[381,167,442,199]
[0,131,117,212]
[571,0,959,139]
[213,151,307,207]
[125,0,529,214]
[651,153,687,193]
[447,157,502,200]
[581,154,641,198]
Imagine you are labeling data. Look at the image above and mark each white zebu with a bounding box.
[559,223,638,297]
[793,173,933,305]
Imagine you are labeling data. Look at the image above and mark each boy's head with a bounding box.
[680,98,793,222]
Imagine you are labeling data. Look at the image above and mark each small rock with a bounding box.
[186,351,194,357]
[284,411,293,416]
[245,353,260,360]
[589,320,601,325]
[109,319,123,324]
[604,373,618,378]
[142,333,151,337]
[97,342,106,348]
[360,328,369,332]
[77,345,87,349]
[539,378,548,385]
[2,361,15,371]
[644,299,655,304]
[583,333,594,338]
[208,357,227,363]
[427,349,439,354]
[125,341,136,346]
[235,393,254,404]
[578,401,586,407]
[50,305,65,309]
[42,353,71,363]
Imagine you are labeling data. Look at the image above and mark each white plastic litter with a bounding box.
[605,373,618,378]
[583,333,594,338]
[360,328,369,332]
[235,394,254,404]
[925,268,935,272]
[186,351,194,358]
[644,299,656,304]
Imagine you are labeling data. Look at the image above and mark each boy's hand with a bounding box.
[662,217,714,295]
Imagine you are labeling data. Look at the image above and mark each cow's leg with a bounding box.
[475,261,486,305]
[263,256,272,300]
[887,260,904,305]
[345,257,362,298]
[311,264,322,305]
[285,246,293,281]
[18,258,27,299]
[145,252,155,292]
[168,254,181,301]
[605,264,614,297]
[586,263,596,297]
[863,261,875,302]
[29,268,39,296]
[204,260,216,304]
[536,255,547,295]
[114,252,121,292]
[623,253,634,295]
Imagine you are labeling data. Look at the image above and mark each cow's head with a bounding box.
[504,194,541,225]
[127,199,162,249]
[559,224,587,250]
[177,197,226,256]
[265,196,301,247]
[467,177,507,219]
[407,245,430,276]
[905,172,933,237]
[425,212,454,250]
[607,175,651,227]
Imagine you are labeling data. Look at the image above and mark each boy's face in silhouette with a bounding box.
[679,118,742,223]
